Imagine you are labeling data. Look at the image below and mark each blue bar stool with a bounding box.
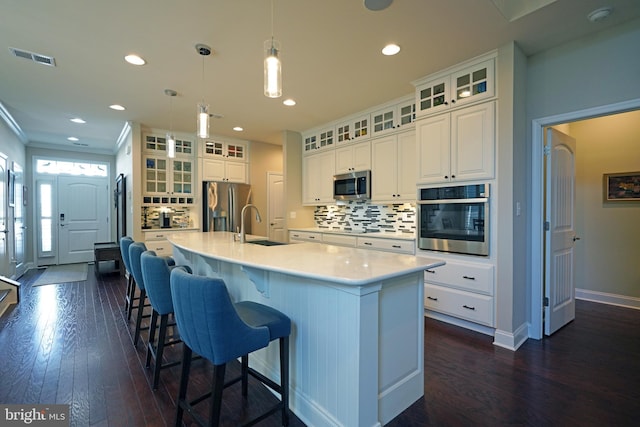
[170,267,291,427]
[128,242,152,347]
[140,250,189,389]
[119,236,137,321]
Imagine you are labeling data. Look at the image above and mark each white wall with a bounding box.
[569,111,640,298]
[0,118,27,277]
[525,17,640,334]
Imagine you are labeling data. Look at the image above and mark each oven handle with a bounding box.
[417,198,488,205]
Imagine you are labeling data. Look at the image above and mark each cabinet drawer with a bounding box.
[322,234,357,247]
[424,261,494,295]
[356,237,414,254]
[289,231,322,242]
[424,284,494,326]
[144,240,172,256]
[145,231,172,241]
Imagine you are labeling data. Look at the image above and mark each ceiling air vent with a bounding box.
[9,47,56,67]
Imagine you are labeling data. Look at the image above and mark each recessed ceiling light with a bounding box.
[587,7,613,23]
[124,54,146,65]
[382,44,400,56]
[233,126,244,132]
[67,137,79,141]
[109,104,126,111]
[70,117,86,124]
[283,99,296,106]
[364,0,393,11]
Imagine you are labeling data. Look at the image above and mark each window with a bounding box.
[36,159,108,177]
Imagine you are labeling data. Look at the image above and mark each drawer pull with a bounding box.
[425,269,436,274]
[309,236,316,239]
[427,296,438,301]
[392,245,401,248]
[364,242,372,246]
[462,275,476,280]
[462,305,476,311]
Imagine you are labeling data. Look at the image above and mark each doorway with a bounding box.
[34,159,110,266]
[267,172,285,242]
[530,98,640,339]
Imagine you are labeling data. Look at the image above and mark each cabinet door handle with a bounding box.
[462,275,476,280]
[427,296,438,301]
[425,269,436,274]
[462,305,476,310]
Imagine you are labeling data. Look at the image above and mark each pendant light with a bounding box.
[165,89,177,158]
[264,0,282,98]
[196,43,212,138]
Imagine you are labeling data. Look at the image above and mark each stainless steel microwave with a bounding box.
[333,170,371,201]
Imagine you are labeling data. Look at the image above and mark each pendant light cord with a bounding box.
[270,0,275,44]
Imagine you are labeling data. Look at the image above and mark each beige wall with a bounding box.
[567,110,640,298]
[283,130,314,231]
[248,141,283,237]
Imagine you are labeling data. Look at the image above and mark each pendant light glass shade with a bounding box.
[166,133,176,158]
[197,102,209,138]
[195,44,212,139]
[165,88,177,158]
[264,39,282,98]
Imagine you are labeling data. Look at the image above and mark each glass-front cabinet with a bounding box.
[303,126,335,153]
[142,133,195,203]
[414,57,494,118]
[336,114,370,144]
[370,96,416,136]
[202,139,247,161]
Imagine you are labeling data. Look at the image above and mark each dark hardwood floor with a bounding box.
[1,265,638,426]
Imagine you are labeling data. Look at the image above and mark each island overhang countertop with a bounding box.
[167,231,445,286]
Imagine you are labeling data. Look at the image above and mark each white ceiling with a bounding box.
[1,0,638,153]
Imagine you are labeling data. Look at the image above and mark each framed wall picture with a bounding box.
[8,169,15,207]
[603,171,640,202]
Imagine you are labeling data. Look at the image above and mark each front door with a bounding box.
[544,128,578,335]
[58,176,109,264]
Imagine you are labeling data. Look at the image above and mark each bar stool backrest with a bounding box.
[170,268,270,365]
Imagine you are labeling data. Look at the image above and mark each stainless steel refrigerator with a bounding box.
[202,181,253,234]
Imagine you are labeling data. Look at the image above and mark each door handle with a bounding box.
[573,236,581,242]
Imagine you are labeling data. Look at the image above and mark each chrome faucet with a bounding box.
[239,204,262,243]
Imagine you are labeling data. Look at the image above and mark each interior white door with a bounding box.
[58,175,109,264]
[544,128,577,335]
[12,163,25,276]
[0,158,8,277]
[267,172,285,242]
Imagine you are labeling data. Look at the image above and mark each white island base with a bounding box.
[169,232,444,426]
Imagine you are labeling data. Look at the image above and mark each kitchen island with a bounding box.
[168,231,444,427]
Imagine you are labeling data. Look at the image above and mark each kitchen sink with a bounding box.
[248,240,287,246]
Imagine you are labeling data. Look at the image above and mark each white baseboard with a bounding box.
[424,310,495,336]
[493,322,528,351]
[575,288,640,310]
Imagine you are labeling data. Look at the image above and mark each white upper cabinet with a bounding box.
[417,101,495,184]
[200,138,249,183]
[370,96,416,137]
[303,150,336,205]
[371,130,416,203]
[414,57,495,118]
[335,141,371,174]
[202,139,248,162]
[143,133,195,197]
[335,114,370,144]
[303,126,336,154]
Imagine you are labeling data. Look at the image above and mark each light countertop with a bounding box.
[168,231,442,286]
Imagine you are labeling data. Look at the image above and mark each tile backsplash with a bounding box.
[314,201,416,234]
